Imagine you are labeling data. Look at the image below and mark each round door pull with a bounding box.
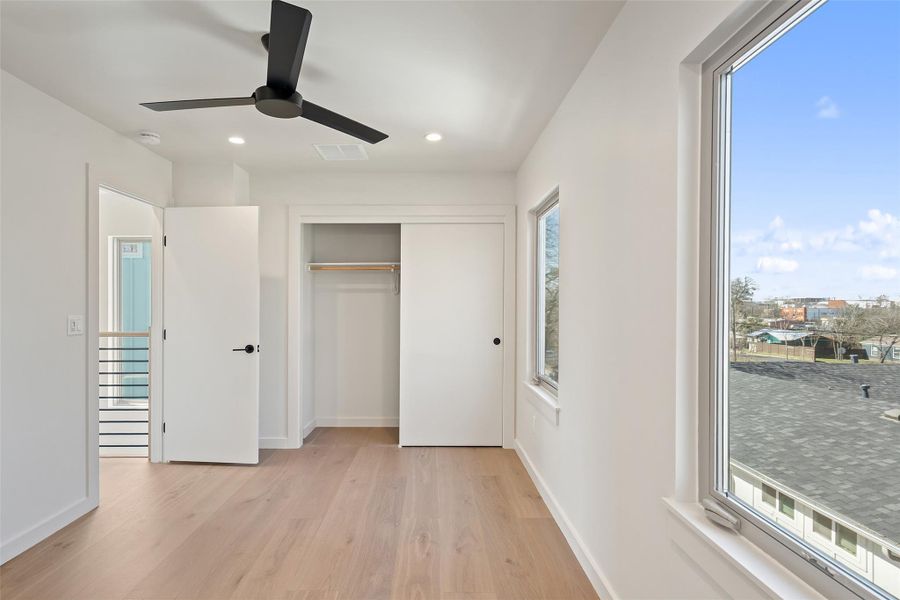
[493,337,501,345]
[232,344,255,354]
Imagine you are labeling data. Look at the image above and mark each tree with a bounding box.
[827,305,868,360]
[730,277,758,361]
[802,329,826,363]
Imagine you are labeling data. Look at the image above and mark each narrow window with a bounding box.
[534,192,559,391]
[812,512,833,540]
[778,494,794,520]
[836,524,858,556]
[112,237,152,406]
[761,483,777,507]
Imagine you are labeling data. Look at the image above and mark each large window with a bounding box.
[534,191,559,390]
[706,1,900,598]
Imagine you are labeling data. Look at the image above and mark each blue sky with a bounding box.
[730,0,900,301]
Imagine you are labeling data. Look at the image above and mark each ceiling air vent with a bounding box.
[313,144,368,161]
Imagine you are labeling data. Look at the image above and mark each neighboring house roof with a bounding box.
[730,362,900,545]
[861,337,900,346]
[746,328,821,343]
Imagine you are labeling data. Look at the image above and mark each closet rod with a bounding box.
[306,262,400,272]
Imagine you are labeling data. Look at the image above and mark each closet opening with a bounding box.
[302,224,401,437]
[291,206,514,448]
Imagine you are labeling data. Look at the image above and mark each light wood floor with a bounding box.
[1,428,597,600]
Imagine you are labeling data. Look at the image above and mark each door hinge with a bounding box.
[702,497,741,531]
[163,422,166,434]
[163,328,167,340]
[163,235,167,246]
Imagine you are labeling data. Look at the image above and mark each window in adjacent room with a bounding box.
[533,190,559,392]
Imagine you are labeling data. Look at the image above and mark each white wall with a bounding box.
[251,171,515,445]
[0,71,171,562]
[310,224,401,427]
[173,162,249,207]
[513,2,753,598]
[167,168,513,444]
[99,188,157,330]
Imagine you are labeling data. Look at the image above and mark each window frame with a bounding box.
[532,188,559,394]
[699,2,892,598]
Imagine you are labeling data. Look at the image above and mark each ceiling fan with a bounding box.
[140,0,388,144]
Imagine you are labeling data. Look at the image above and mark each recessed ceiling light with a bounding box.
[228,136,246,145]
[425,132,443,142]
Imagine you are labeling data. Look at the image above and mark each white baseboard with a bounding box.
[314,417,399,427]
[302,419,317,440]
[514,441,618,600]
[258,436,297,449]
[1,496,96,564]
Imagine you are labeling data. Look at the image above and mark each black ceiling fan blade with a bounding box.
[300,101,388,144]
[266,0,312,92]
[141,97,255,112]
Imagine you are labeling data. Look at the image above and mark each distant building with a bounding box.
[745,329,851,360]
[747,328,832,346]
[860,339,900,362]
[847,298,894,309]
[780,305,807,322]
[807,304,842,321]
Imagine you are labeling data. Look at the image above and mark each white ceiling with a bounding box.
[1,1,622,173]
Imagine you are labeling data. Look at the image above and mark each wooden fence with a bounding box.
[748,342,816,361]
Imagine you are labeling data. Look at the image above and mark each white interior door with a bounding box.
[163,207,259,464]
[400,223,504,446]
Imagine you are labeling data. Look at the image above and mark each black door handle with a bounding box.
[232,344,255,354]
[493,337,501,345]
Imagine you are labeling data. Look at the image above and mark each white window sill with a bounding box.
[521,380,560,425]
[663,498,825,600]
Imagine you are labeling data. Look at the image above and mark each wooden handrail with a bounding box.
[100,331,150,338]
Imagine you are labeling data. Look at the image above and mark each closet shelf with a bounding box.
[306,262,400,272]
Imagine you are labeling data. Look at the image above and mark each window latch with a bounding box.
[702,498,741,532]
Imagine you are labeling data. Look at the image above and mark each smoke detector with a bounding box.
[136,131,161,146]
[313,143,367,161]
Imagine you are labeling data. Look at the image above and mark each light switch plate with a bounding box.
[67,315,84,336]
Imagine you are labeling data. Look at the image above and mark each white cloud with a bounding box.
[858,209,899,258]
[736,208,896,267]
[808,225,860,252]
[858,265,898,280]
[733,231,762,246]
[756,256,799,273]
[816,96,840,119]
[779,240,804,252]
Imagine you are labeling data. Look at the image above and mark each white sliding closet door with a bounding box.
[400,223,504,446]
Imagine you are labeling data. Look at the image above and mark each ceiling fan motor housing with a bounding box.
[254,86,304,119]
